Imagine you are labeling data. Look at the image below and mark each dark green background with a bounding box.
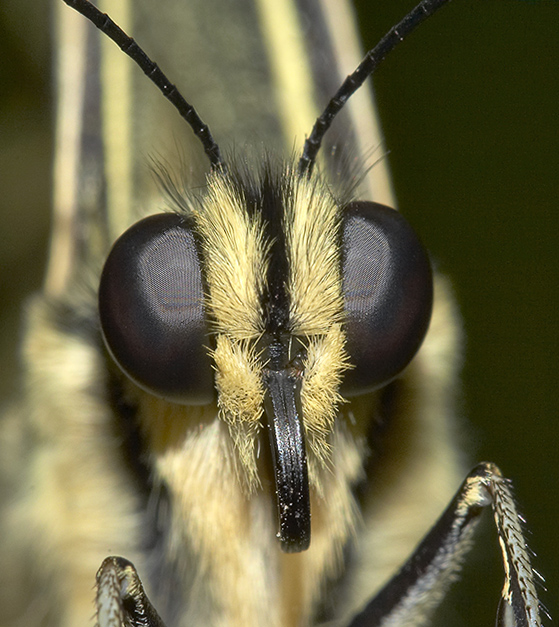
[0,1,557,625]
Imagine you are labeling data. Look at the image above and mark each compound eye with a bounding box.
[99,213,215,405]
[341,202,433,395]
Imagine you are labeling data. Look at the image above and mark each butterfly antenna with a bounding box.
[62,0,226,173]
[299,0,452,175]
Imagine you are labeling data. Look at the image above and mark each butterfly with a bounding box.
[0,0,554,626]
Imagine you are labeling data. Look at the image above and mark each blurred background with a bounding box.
[0,0,557,625]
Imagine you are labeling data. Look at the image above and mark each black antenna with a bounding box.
[62,0,226,173]
[299,0,452,175]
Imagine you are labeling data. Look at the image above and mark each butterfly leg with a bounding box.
[347,462,541,627]
[95,556,166,627]
[94,464,541,627]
